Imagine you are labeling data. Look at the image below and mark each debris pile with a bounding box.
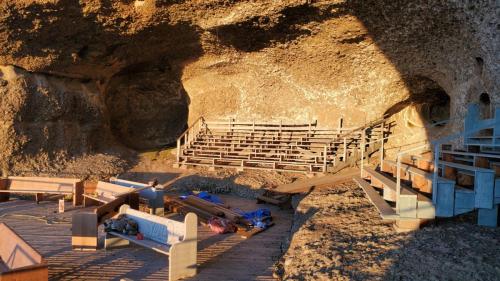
[165,192,275,238]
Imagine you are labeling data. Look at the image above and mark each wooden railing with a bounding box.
[176,117,206,163]
[431,113,500,204]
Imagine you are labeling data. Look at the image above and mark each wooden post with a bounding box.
[176,138,181,163]
[361,129,366,172]
[343,137,347,162]
[432,144,440,205]
[338,117,343,134]
[396,154,401,214]
[58,199,65,213]
[380,122,385,170]
[323,145,327,173]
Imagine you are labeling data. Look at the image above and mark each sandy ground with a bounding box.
[279,181,500,281]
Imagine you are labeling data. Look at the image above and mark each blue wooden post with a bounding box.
[495,179,500,204]
[478,205,499,227]
[464,104,480,139]
[454,188,474,215]
[494,107,500,138]
[436,181,455,217]
[474,171,495,209]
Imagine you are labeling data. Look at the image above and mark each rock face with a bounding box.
[0,0,498,172]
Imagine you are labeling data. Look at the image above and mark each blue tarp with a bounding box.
[180,191,224,205]
[235,208,272,229]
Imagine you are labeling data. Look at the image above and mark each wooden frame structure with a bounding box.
[0,223,48,281]
[109,177,164,215]
[174,117,388,173]
[355,104,500,229]
[0,176,83,206]
[105,205,198,281]
[72,181,145,250]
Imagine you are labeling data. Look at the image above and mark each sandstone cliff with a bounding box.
[0,0,498,174]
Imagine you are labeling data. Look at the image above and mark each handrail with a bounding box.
[176,117,205,163]
[395,143,431,213]
[431,116,499,204]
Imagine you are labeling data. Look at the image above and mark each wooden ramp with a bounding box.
[275,168,360,193]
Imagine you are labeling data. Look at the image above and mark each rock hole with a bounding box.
[479,92,491,119]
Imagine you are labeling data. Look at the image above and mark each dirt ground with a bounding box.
[279,181,500,281]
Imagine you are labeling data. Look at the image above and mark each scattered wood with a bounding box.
[257,191,291,209]
[164,195,272,236]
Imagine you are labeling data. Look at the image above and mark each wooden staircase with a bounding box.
[174,118,389,174]
[354,104,500,230]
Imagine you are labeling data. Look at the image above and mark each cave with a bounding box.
[479,92,492,119]
[105,67,189,151]
[383,76,451,127]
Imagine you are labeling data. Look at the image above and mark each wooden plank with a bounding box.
[182,196,224,217]
[474,171,495,209]
[439,160,494,173]
[477,205,498,227]
[435,181,455,217]
[352,176,398,220]
[0,179,9,203]
[275,169,360,193]
[0,190,72,194]
[106,232,171,255]
[416,194,435,219]
[7,180,69,193]
[0,223,48,281]
[71,212,98,250]
[454,187,474,211]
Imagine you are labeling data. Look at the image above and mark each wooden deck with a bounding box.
[0,195,292,280]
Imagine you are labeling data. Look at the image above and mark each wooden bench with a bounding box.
[0,223,48,281]
[0,177,83,206]
[83,181,137,207]
[105,205,197,281]
[73,181,147,251]
[109,177,164,215]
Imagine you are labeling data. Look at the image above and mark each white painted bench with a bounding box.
[0,177,84,206]
[105,205,197,281]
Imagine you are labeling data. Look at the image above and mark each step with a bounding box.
[382,159,448,194]
[417,193,435,219]
[383,160,431,178]
[439,161,495,209]
[352,176,398,220]
[362,167,416,205]
[454,186,474,215]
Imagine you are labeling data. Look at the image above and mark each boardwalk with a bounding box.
[0,195,292,281]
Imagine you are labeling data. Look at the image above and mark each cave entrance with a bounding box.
[385,76,451,128]
[418,88,450,126]
[479,92,491,119]
[106,68,189,151]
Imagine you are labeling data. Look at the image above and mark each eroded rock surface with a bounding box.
[0,0,498,173]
